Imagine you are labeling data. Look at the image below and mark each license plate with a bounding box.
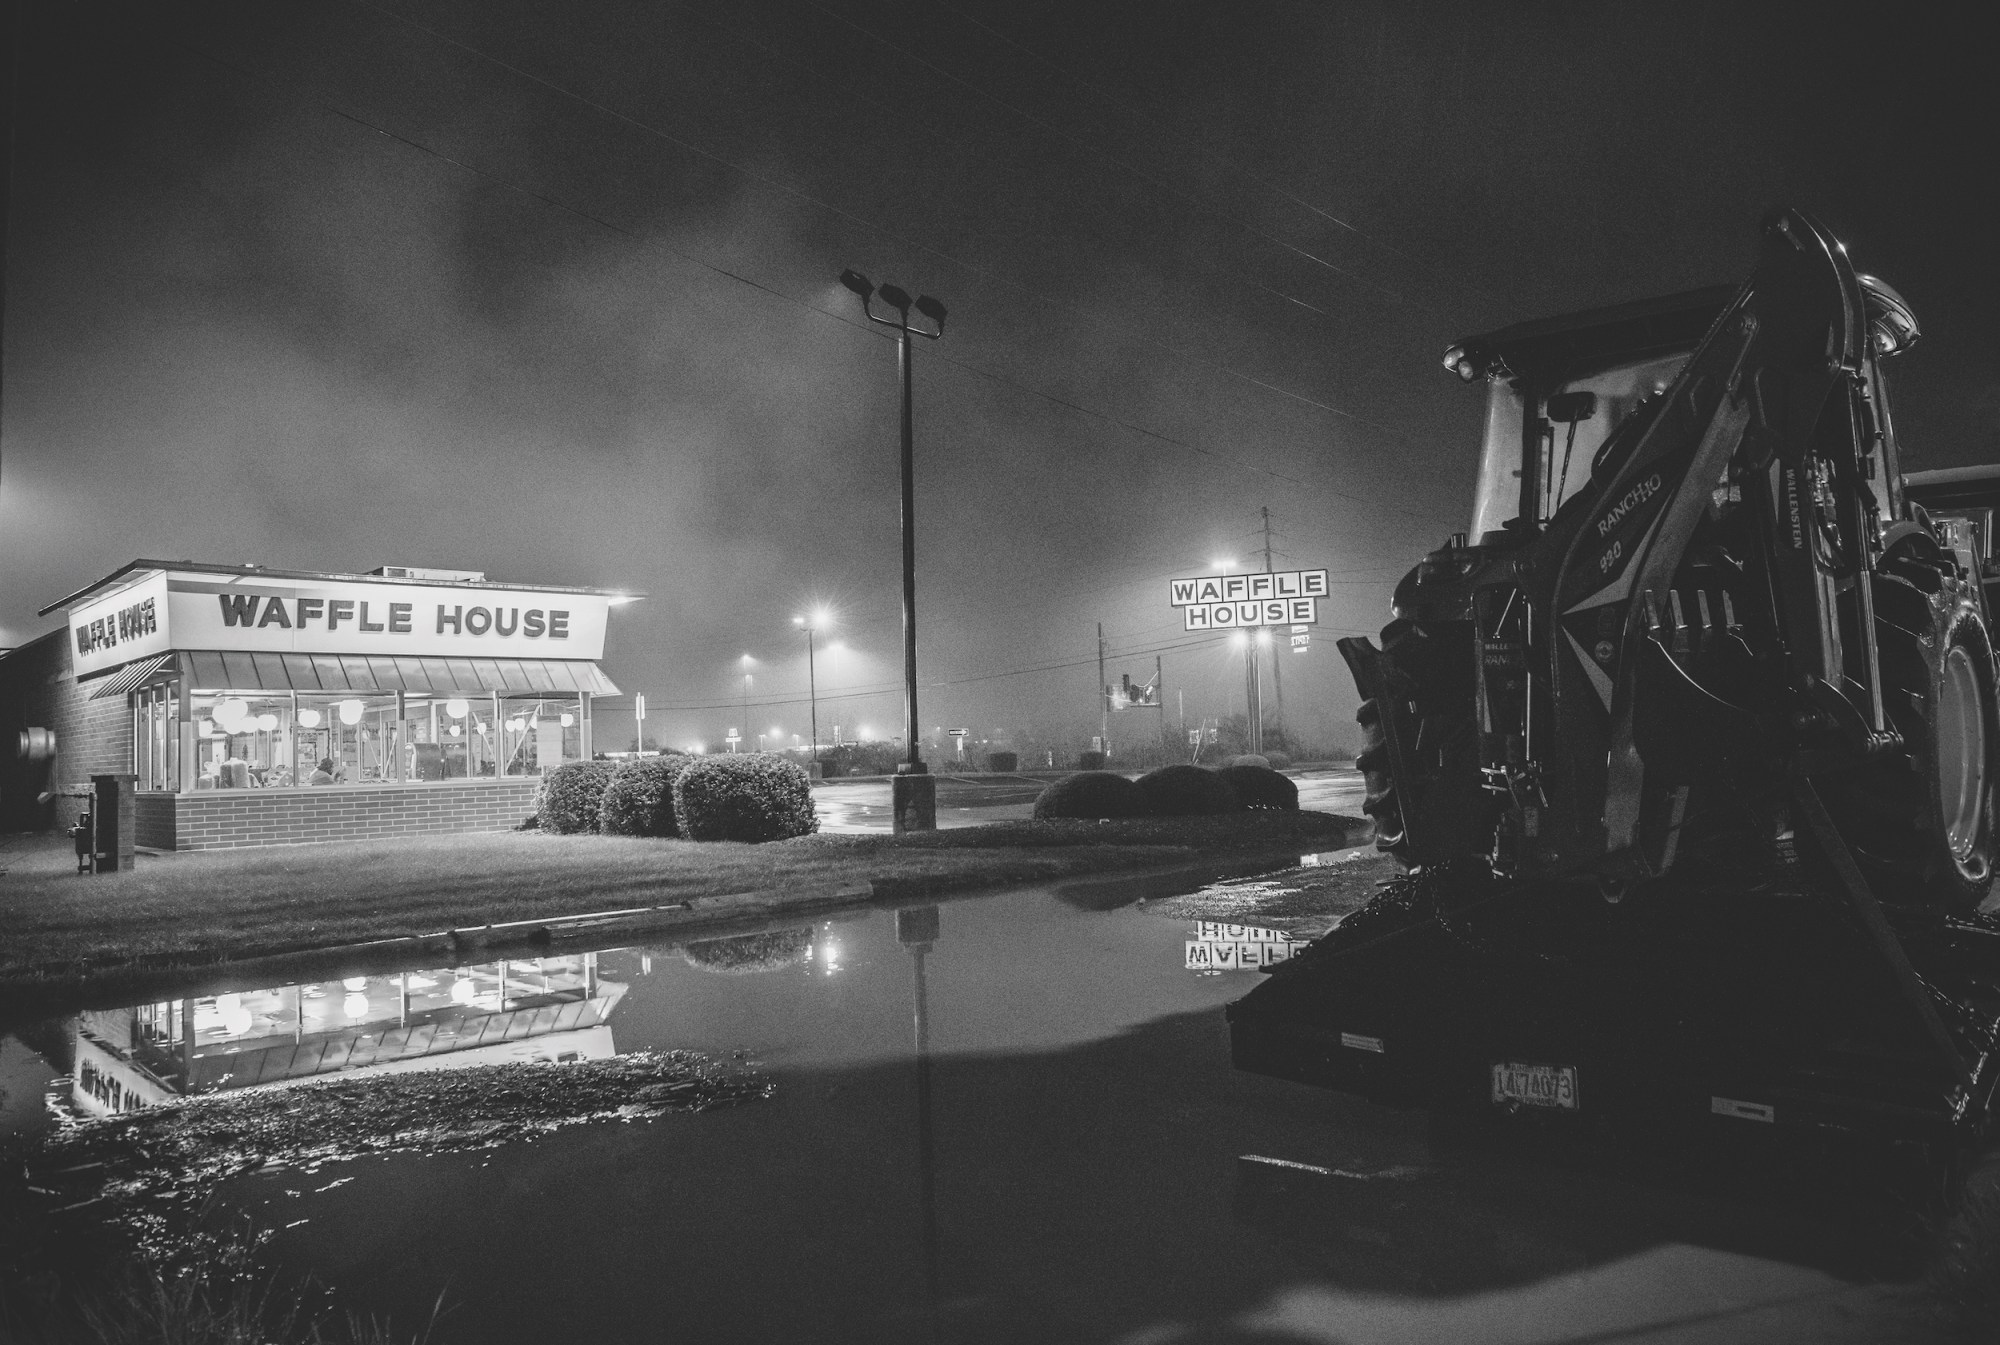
[1491,1061,1579,1110]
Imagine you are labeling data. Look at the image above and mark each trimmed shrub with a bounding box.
[1263,750,1293,770]
[679,927,815,975]
[987,751,1019,773]
[1218,763,1299,810]
[600,754,691,837]
[673,753,819,842]
[1134,763,1240,816]
[538,760,618,834]
[1032,770,1142,820]
[1077,751,1106,770]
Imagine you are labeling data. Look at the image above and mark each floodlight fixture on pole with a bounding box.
[838,265,946,832]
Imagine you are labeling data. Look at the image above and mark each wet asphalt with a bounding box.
[1,823,1944,1343]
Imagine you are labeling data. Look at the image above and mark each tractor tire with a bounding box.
[1352,618,1486,869]
[1355,694,1407,861]
[1845,570,1998,915]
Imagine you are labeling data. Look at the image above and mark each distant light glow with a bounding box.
[689,744,706,754]
[606,592,640,606]
[1230,631,1248,648]
[856,725,874,739]
[1255,629,1272,645]
[1212,558,1236,571]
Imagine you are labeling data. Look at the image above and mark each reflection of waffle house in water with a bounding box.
[69,953,625,1117]
[0,561,640,849]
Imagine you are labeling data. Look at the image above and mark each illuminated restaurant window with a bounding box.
[296,693,400,785]
[190,690,299,789]
[133,684,181,791]
[499,696,582,775]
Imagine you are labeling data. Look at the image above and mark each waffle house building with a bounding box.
[0,561,633,850]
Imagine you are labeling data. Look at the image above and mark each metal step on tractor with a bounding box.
[1228,208,2000,1183]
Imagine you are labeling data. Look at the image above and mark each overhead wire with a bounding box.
[934,1,1514,310]
[340,0,1463,523]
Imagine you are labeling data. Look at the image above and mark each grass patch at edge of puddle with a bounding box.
[0,812,1360,980]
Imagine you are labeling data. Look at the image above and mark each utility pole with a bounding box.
[1262,506,1285,750]
[1245,637,1262,755]
[1097,622,1107,757]
[1156,653,1165,755]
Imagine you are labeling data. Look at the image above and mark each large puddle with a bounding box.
[0,866,1935,1344]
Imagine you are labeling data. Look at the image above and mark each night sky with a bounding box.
[2,1,1994,756]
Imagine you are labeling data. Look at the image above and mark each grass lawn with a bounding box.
[0,812,1358,981]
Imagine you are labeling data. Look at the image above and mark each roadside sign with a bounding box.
[947,728,968,737]
[634,693,646,721]
[1171,568,1326,632]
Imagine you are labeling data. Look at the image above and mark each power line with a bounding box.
[935,1,1512,311]
[798,0,1442,320]
[345,0,1466,483]
[176,33,1459,526]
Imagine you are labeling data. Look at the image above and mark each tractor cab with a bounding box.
[1444,286,1734,544]
[1446,274,1922,549]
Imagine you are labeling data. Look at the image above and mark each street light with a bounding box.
[738,654,755,753]
[793,607,832,775]
[839,267,946,833]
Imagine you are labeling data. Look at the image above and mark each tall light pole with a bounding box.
[839,268,946,833]
[739,654,754,753]
[792,608,830,775]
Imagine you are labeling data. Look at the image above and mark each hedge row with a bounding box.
[1031,763,1297,820]
[538,753,817,842]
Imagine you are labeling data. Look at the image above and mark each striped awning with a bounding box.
[86,653,179,699]
[179,651,618,696]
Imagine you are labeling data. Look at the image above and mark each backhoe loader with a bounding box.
[1229,210,2000,1166]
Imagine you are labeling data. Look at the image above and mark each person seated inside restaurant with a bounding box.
[309,757,338,786]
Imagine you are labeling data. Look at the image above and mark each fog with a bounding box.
[3,1,1993,755]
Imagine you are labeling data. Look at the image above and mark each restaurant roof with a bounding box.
[39,560,645,618]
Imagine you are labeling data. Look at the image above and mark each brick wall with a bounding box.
[135,793,178,850]
[165,778,543,850]
[0,628,131,833]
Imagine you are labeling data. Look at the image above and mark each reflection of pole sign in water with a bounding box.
[1169,569,1328,632]
[1185,922,1313,971]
